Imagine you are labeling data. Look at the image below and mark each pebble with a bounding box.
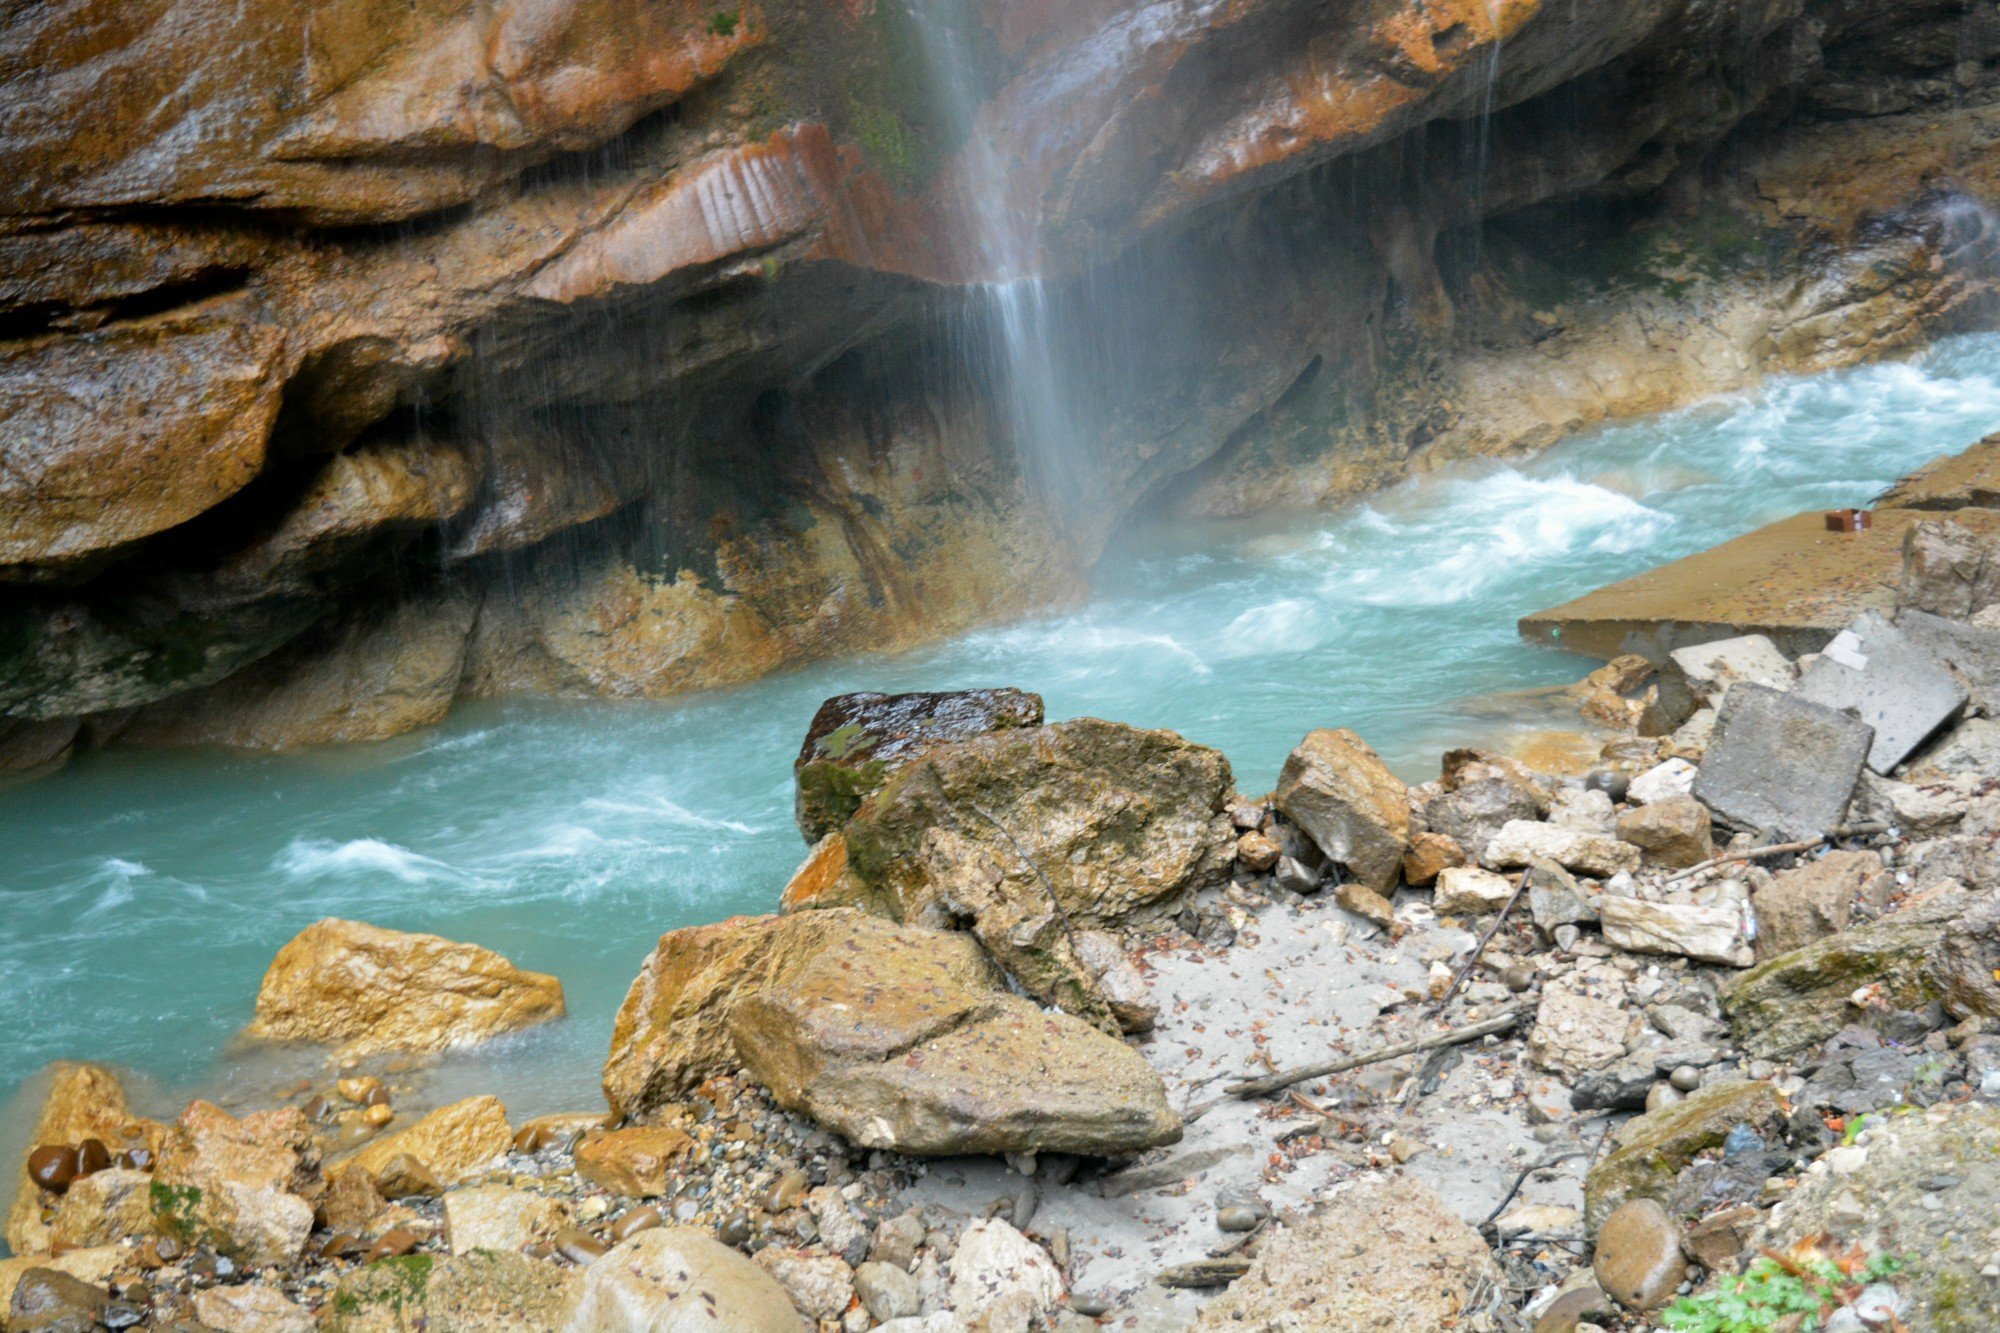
[338,1076,383,1105]
[1217,1205,1265,1233]
[766,1168,809,1212]
[555,1227,608,1264]
[26,1144,78,1194]
[714,1210,752,1246]
[1722,1124,1765,1158]
[1645,1083,1684,1112]
[1593,1199,1687,1311]
[1669,1065,1702,1092]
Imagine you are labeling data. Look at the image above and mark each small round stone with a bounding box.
[27,1144,78,1194]
[1669,1065,1701,1092]
[1216,1205,1265,1233]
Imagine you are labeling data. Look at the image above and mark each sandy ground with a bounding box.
[911,886,1599,1326]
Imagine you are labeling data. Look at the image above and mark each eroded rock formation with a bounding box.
[7,0,2000,761]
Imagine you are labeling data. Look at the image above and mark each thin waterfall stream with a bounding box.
[7,333,2000,1124]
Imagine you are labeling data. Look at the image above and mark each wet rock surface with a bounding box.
[245,919,566,1058]
[2,0,1997,747]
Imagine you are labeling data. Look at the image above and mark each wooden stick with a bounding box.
[1157,1257,1252,1289]
[1660,822,1887,887]
[1227,1007,1529,1100]
[1426,874,1529,1017]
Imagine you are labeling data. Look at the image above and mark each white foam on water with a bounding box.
[579,794,762,835]
[273,837,451,884]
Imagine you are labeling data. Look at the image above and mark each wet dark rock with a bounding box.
[793,689,1045,843]
[1573,1061,1660,1112]
[1274,855,1322,895]
[26,1145,78,1195]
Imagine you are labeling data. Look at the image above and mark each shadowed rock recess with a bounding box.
[6,0,2000,766]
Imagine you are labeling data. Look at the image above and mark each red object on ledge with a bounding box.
[1824,509,1872,533]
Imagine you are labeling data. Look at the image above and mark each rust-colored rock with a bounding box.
[244,918,565,1056]
[574,1127,694,1198]
[0,316,286,567]
[331,1095,514,1189]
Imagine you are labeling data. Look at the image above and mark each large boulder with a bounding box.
[1721,889,2000,1058]
[1899,517,2000,620]
[1584,1081,1786,1230]
[244,918,565,1057]
[150,1101,322,1266]
[5,1063,163,1256]
[1195,1176,1499,1330]
[605,909,1180,1156]
[603,910,927,1119]
[837,717,1235,928]
[563,1228,807,1332]
[793,689,1044,843]
[1272,728,1409,892]
[729,916,1181,1157]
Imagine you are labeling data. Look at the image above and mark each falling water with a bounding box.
[912,0,1095,528]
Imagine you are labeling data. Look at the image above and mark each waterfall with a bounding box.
[909,1,1094,537]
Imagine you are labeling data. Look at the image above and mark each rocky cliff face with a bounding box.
[5,0,2000,766]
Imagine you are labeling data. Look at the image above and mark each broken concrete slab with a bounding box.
[1895,609,2000,714]
[1875,433,2000,512]
[1520,509,2000,660]
[1693,684,1873,839]
[1795,611,1965,774]
[1649,635,1795,732]
[1484,820,1640,879]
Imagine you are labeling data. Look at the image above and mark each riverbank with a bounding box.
[11,447,2000,1328]
[10,338,2000,1137]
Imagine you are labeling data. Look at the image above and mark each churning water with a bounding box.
[8,335,2000,1123]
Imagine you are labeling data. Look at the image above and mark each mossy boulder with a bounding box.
[1721,890,1999,1058]
[837,716,1235,928]
[1584,1080,1786,1231]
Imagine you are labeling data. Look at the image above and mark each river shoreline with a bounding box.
[11,431,2000,1328]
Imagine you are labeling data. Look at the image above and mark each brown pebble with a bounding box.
[362,1084,391,1109]
[75,1137,112,1179]
[27,1144,79,1194]
[362,1104,394,1128]
[611,1206,663,1243]
[338,1076,383,1105]
[115,1146,154,1172]
[302,1096,333,1123]
[109,1277,150,1305]
[513,1124,550,1154]
[765,1168,809,1213]
[554,1227,608,1264]
[363,1228,420,1262]
[318,1232,365,1258]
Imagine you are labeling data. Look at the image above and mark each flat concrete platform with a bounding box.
[1875,432,2000,511]
[1519,506,2000,660]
